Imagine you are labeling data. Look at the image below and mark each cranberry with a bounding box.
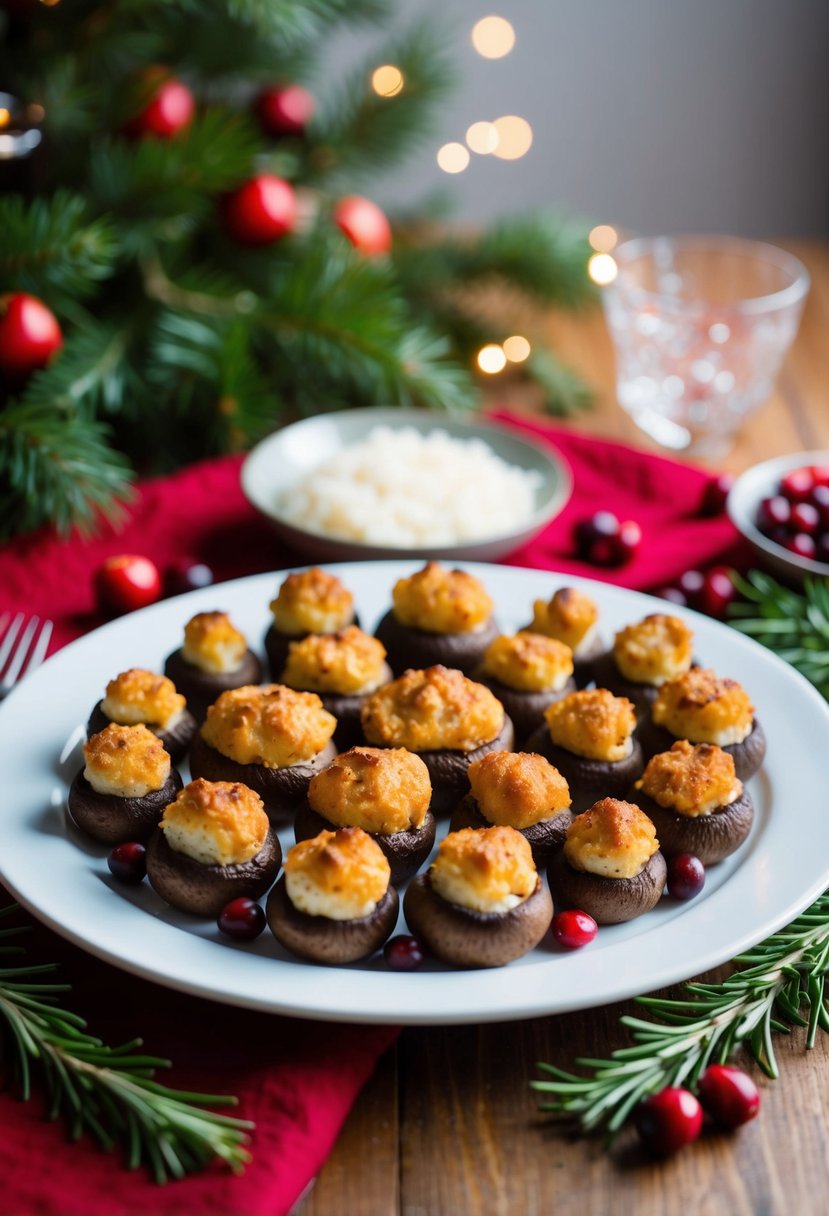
[698,566,738,619]
[790,501,820,534]
[550,909,598,949]
[758,495,791,529]
[217,897,266,941]
[164,558,215,597]
[574,511,621,565]
[784,532,817,560]
[780,467,815,501]
[383,935,425,970]
[810,484,829,522]
[95,554,162,616]
[655,586,688,608]
[107,841,147,885]
[677,569,705,608]
[700,473,734,516]
[610,519,643,565]
[817,535,829,564]
[634,1087,703,1156]
[810,464,829,488]
[255,84,315,138]
[697,1064,760,1128]
[666,853,705,901]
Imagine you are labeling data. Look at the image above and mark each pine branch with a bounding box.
[254,235,476,413]
[312,18,456,181]
[533,893,829,1136]
[0,192,118,309]
[728,571,829,700]
[0,400,133,540]
[523,348,594,416]
[0,907,251,1182]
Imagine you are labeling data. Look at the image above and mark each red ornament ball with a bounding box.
[123,69,195,139]
[221,174,298,246]
[0,293,63,379]
[95,554,162,617]
[550,909,597,950]
[333,195,392,256]
[255,84,315,137]
[697,1064,760,1129]
[634,1087,703,1156]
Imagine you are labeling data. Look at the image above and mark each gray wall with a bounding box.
[334,0,829,237]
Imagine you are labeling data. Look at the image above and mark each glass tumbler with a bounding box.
[601,236,810,458]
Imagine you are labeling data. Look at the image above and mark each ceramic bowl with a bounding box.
[727,449,829,585]
[240,408,572,562]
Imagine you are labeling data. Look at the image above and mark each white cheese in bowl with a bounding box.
[278,425,542,547]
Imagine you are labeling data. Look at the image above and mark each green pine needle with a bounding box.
[728,570,829,699]
[0,907,252,1184]
[533,892,829,1136]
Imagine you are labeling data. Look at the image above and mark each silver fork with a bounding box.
[0,612,54,701]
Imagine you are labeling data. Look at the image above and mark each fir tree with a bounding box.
[0,0,592,540]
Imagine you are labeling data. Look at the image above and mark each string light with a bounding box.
[465,121,499,154]
[477,344,507,374]
[503,335,531,363]
[0,110,10,130]
[588,253,618,285]
[588,224,618,254]
[491,115,532,160]
[437,142,470,174]
[471,16,515,59]
[371,65,404,97]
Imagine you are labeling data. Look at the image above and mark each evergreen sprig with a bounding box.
[728,570,829,699]
[0,906,252,1182]
[533,892,829,1136]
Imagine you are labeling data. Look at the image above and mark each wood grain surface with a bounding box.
[297,241,829,1216]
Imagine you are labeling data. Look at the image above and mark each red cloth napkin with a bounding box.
[0,411,747,1216]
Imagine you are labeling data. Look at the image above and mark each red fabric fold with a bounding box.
[0,411,748,1216]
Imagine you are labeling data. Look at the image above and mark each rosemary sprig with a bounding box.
[0,906,253,1182]
[533,885,829,1136]
[728,570,829,699]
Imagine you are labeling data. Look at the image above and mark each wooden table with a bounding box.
[297,242,829,1216]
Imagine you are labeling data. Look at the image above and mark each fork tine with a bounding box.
[28,618,53,671]
[0,611,25,672]
[3,615,39,686]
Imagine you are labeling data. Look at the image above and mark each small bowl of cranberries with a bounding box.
[727,450,829,585]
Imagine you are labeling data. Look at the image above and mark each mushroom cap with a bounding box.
[547,847,667,925]
[634,787,754,864]
[188,731,337,825]
[402,872,553,968]
[163,647,263,723]
[266,875,399,964]
[145,821,281,917]
[374,608,499,678]
[67,768,183,845]
[524,725,644,813]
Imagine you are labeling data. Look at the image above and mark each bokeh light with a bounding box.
[465,121,499,155]
[588,224,618,254]
[477,344,508,374]
[437,142,470,174]
[471,16,516,59]
[588,253,618,285]
[503,335,531,363]
[491,115,533,160]
[371,65,404,97]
